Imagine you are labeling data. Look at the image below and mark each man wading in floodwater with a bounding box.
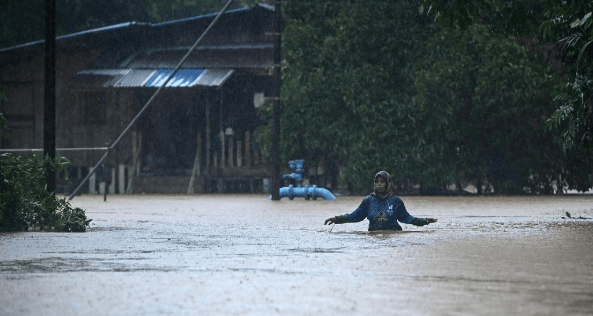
[324,171,437,231]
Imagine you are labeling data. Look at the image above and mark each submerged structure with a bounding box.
[270,160,336,201]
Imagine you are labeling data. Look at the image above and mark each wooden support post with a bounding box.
[188,131,202,194]
[228,136,234,167]
[89,170,96,194]
[109,167,116,194]
[217,178,224,193]
[197,131,202,176]
[245,130,251,167]
[136,132,142,176]
[237,139,242,167]
[126,166,134,194]
[118,164,125,194]
[132,131,138,166]
[219,88,225,169]
[206,101,211,172]
[126,131,141,194]
[219,131,225,168]
[254,147,260,165]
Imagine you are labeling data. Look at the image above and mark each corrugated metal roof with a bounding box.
[77,68,234,88]
[77,69,155,88]
[195,69,234,86]
[111,69,156,87]
[78,69,129,76]
[145,69,205,87]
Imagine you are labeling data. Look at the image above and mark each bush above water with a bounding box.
[0,152,92,232]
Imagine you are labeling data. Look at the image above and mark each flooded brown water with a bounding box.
[1,194,592,315]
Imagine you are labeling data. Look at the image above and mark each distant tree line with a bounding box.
[256,0,592,195]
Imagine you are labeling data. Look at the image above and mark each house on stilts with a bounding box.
[0,4,278,194]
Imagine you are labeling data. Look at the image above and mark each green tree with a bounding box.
[414,24,563,194]
[542,3,593,192]
[422,0,593,192]
[420,0,545,35]
[257,0,438,192]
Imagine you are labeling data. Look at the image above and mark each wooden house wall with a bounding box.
[1,5,277,194]
[1,52,44,150]
[0,47,136,164]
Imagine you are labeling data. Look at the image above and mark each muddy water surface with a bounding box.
[1,195,592,315]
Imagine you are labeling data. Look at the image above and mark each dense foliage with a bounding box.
[0,113,91,232]
[258,0,438,193]
[541,3,593,192]
[421,0,592,192]
[0,154,92,232]
[414,24,562,194]
[257,0,590,194]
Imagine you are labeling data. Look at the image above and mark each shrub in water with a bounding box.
[0,152,92,232]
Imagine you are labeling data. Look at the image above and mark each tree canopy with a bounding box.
[414,23,562,194]
[421,0,592,192]
[256,0,590,194]
[257,0,439,192]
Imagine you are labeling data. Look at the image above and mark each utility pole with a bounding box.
[44,0,56,193]
[270,0,282,200]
